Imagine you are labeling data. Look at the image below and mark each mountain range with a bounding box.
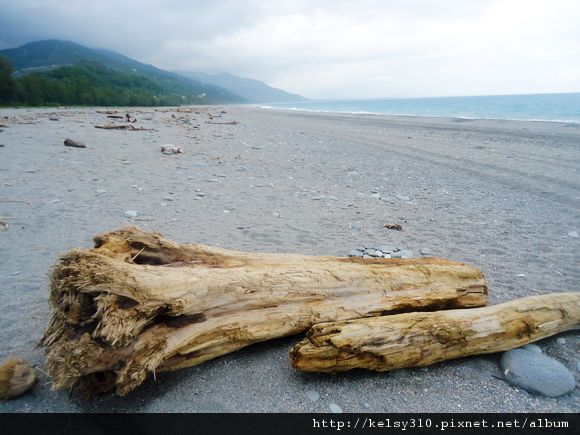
[0,40,306,105]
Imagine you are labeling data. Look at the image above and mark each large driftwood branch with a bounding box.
[42,227,487,396]
[290,293,580,373]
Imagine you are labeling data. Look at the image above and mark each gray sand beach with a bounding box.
[0,105,578,412]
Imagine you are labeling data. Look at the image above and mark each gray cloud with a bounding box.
[1,0,579,98]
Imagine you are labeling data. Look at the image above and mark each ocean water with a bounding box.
[262,92,580,123]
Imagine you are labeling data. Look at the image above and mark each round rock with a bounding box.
[520,344,542,354]
[500,349,575,397]
[329,403,342,413]
[364,249,381,257]
[392,249,414,259]
[348,250,364,258]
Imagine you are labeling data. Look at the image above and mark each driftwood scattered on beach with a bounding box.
[94,124,150,131]
[290,293,580,373]
[42,227,487,396]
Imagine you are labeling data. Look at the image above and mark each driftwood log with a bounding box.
[42,227,487,396]
[290,292,580,373]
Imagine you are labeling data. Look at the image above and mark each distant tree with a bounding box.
[0,56,16,104]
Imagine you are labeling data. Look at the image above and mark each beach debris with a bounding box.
[290,293,580,376]
[64,138,86,148]
[49,117,59,121]
[501,349,575,397]
[96,110,118,115]
[161,145,183,155]
[107,115,124,119]
[420,248,434,256]
[42,227,486,396]
[384,223,403,231]
[94,124,151,131]
[125,114,137,123]
[0,357,37,400]
[0,221,8,230]
[206,121,239,125]
[124,210,138,218]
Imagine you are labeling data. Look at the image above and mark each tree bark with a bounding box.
[290,293,580,373]
[42,227,487,396]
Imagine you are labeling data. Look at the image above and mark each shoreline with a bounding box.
[0,105,578,412]
[256,104,580,125]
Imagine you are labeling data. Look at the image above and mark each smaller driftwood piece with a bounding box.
[42,227,487,396]
[290,292,580,373]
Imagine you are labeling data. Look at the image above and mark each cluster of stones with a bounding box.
[349,245,434,259]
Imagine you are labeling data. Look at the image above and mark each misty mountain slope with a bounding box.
[176,71,307,103]
[1,40,246,104]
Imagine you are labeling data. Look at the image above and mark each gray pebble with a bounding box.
[362,254,371,259]
[382,253,391,258]
[375,245,396,253]
[370,188,379,194]
[363,403,370,409]
[305,390,320,402]
[124,210,138,218]
[355,246,366,252]
[520,344,542,354]
[95,189,107,195]
[196,192,206,197]
[370,193,381,199]
[420,248,434,256]
[392,249,414,258]
[396,194,411,202]
[501,349,576,397]
[568,231,578,238]
[329,403,342,413]
[557,337,566,345]
[350,222,362,230]
[348,250,364,258]
[364,249,381,257]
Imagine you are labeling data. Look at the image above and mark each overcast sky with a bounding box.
[1,0,579,99]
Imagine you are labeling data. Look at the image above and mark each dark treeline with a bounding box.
[0,57,200,106]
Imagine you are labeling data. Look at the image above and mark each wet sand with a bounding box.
[0,105,578,412]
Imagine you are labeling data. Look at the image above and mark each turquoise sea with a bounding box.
[262,92,580,123]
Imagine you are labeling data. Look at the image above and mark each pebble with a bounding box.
[348,250,364,257]
[520,344,542,353]
[305,390,320,402]
[500,349,575,397]
[568,231,578,238]
[392,249,414,259]
[363,403,370,409]
[124,210,138,218]
[196,192,205,197]
[364,249,381,257]
[375,245,396,253]
[420,248,434,256]
[329,403,342,413]
[557,337,566,345]
[396,194,411,202]
[64,138,86,148]
[350,222,362,230]
[355,246,366,252]
[370,193,381,199]
[95,189,106,195]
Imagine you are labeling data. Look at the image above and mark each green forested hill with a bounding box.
[9,61,214,106]
[0,40,246,106]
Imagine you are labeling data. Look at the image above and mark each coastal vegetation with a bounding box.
[0,57,216,106]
